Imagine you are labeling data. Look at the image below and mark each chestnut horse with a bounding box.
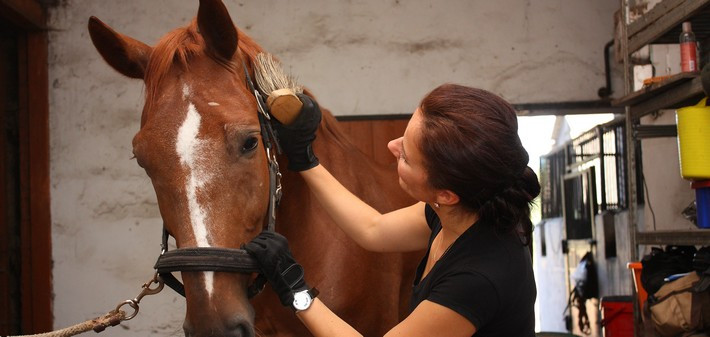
[88,0,418,336]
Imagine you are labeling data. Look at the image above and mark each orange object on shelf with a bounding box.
[642,75,673,87]
[627,262,648,312]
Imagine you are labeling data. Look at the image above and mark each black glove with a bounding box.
[272,93,321,171]
[243,231,309,307]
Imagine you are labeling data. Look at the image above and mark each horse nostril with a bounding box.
[232,325,249,337]
[182,322,194,337]
[227,319,254,337]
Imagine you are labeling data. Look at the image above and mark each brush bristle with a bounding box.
[253,53,303,95]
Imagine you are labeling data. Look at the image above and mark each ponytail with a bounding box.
[477,167,540,245]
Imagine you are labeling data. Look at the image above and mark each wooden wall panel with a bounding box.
[0,0,52,333]
[337,118,409,166]
[0,34,13,336]
[0,0,45,30]
[19,31,52,334]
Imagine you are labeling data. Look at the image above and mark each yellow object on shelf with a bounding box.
[676,97,710,180]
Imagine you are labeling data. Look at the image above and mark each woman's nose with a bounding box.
[387,137,402,158]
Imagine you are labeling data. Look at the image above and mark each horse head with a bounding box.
[89,0,270,335]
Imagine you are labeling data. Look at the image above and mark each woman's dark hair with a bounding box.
[419,84,541,245]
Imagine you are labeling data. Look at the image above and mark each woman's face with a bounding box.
[387,108,436,202]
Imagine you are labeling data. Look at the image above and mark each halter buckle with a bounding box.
[254,90,271,120]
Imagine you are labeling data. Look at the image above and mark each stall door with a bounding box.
[562,168,600,337]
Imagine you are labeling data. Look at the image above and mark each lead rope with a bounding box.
[8,273,163,337]
[9,311,126,337]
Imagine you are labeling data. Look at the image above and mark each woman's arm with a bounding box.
[246,232,477,337]
[296,298,476,337]
[296,299,362,337]
[385,300,476,337]
[300,164,430,252]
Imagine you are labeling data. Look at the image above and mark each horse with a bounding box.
[88,0,419,336]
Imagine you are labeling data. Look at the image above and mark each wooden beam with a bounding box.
[0,0,46,30]
[27,30,52,334]
[17,30,52,334]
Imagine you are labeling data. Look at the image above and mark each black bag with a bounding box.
[642,246,697,295]
[644,246,710,337]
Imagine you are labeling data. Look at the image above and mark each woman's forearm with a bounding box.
[300,165,383,251]
[296,299,363,337]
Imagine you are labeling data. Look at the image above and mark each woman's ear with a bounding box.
[435,189,459,207]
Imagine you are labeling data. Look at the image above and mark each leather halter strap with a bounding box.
[153,57,282,299]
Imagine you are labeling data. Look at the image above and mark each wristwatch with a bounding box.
[292,288,319,312]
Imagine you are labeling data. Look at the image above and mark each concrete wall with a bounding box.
[47,0,618,335]
[640,110,697,233]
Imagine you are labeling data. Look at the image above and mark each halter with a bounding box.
[153,57,282,299]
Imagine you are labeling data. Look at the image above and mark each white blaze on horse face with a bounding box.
[175,97,215,297]
[182,83,191,98]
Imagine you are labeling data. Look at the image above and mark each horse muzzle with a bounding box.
[183,317,255,337]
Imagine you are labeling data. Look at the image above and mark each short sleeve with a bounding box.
[427,271,500,329]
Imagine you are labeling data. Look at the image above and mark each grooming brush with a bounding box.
[253,53,304,125]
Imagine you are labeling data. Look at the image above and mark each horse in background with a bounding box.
[88,0,418,336]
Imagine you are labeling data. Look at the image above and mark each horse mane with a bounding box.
[142,19,357,155]
[144,19,263,111]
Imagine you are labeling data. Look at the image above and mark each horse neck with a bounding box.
[316,109,411,206]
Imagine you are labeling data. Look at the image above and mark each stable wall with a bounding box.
[47,0,619,335]
[640,110,697,234]
[534,211,636,334]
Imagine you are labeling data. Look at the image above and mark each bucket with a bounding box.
[692,180,710,229]
[626,262,647,312]
[676,97,710,180]
[600,296,634,337]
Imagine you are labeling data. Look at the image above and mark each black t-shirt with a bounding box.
[409,205,536,337]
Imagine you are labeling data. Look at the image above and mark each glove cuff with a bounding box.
[287,144,319,171]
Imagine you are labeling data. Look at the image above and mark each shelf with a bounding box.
[633,124,677,139]
[612,72,698,107]
[627,0,710,53]
[636,229,710,246]
[629,76,704,120]
[612,72,704,119]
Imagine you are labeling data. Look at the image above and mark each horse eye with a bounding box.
[242,136,259,153]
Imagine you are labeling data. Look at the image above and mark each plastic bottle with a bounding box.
[680,21,698,72]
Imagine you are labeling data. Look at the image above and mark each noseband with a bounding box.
[153,57,282,299]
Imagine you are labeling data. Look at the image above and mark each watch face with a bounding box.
[293,290,312,311]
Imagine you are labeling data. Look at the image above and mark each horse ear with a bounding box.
[197,0,238,60]
[88,16,152,79]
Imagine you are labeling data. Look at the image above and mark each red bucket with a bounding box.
[600,296,634,337]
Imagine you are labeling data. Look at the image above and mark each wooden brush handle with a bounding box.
[266,88,303,125]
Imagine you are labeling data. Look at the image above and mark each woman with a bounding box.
[245,84,540,336]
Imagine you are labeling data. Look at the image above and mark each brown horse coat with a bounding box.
[88,0,419,336]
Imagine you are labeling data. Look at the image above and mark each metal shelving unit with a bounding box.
[618,0,710,260]
[617,0,710,335]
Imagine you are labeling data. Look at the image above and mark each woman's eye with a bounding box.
[241,136,259,153]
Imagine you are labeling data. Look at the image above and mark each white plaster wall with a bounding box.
[533,217,568,332]
[640,110,696,232]
[47,0,619,335]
